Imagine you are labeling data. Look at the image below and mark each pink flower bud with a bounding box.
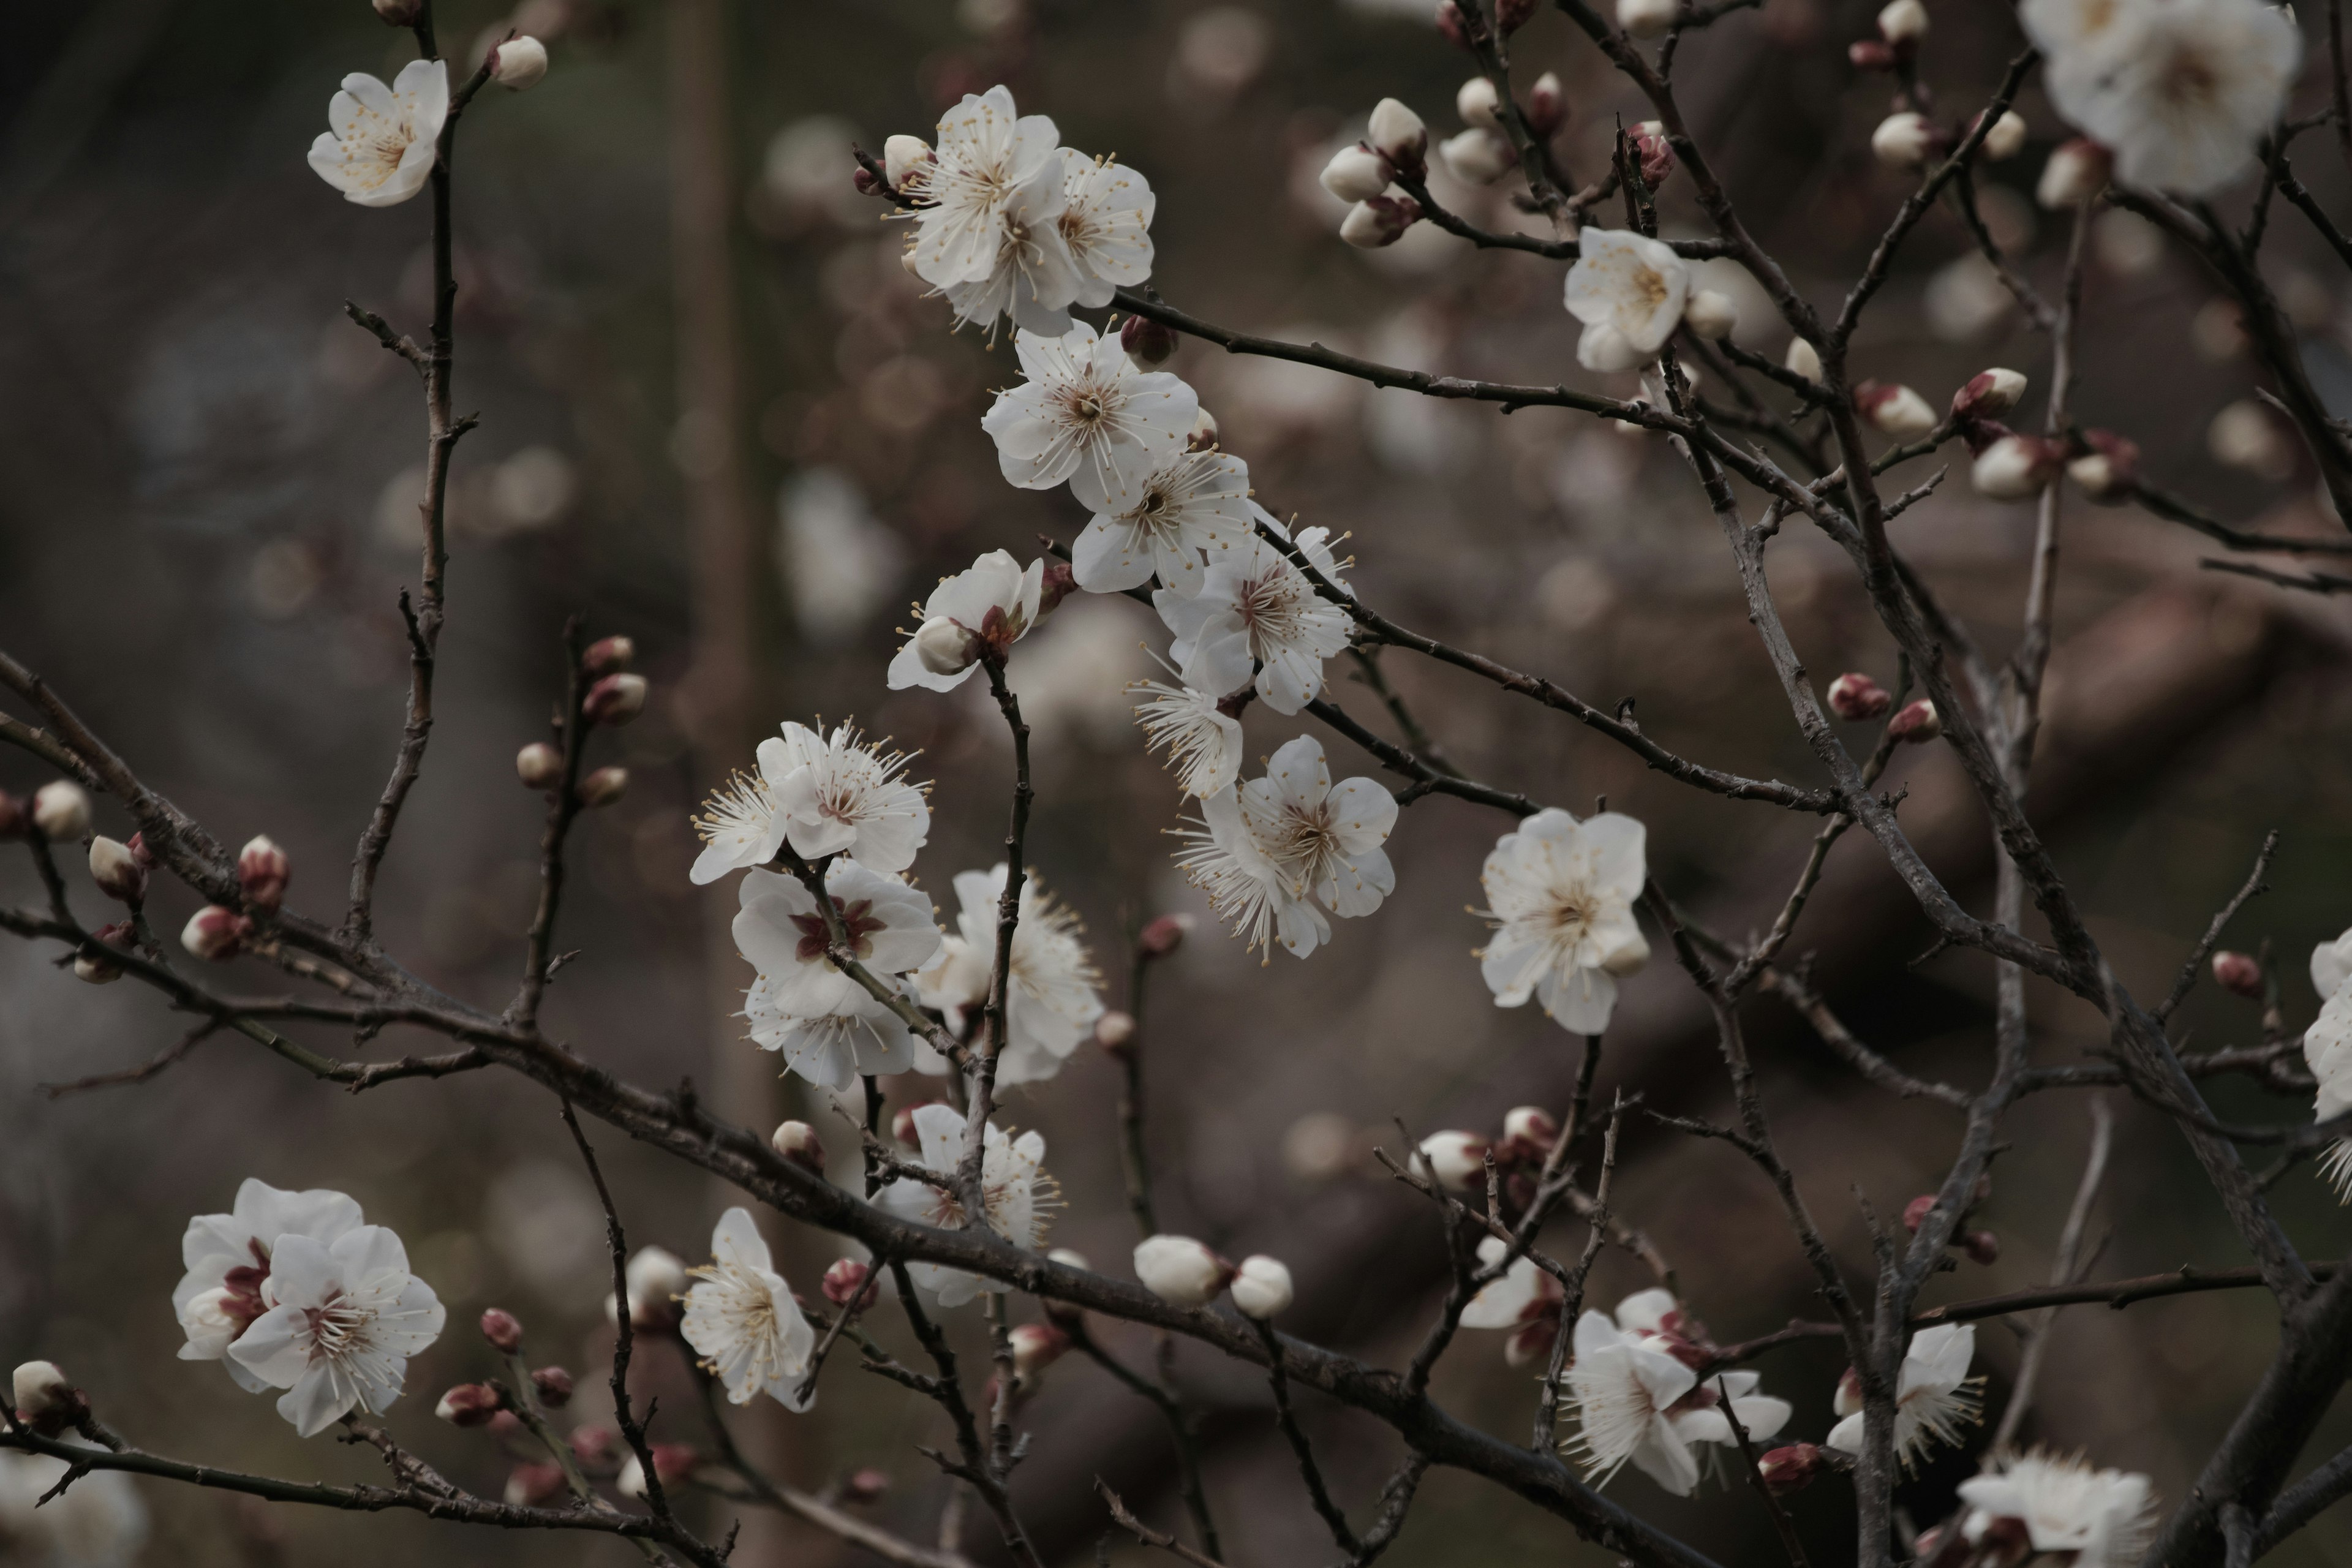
[1095,1010,1138,1055]
[1826,672,1893,721]
[568,1424,618,1464]
[582,635,636,675]
[1901,1194,1938,1232]
[1951,367,2029,421]
[0,790,24,840]
[1849,38,1897,68]
[1500,1106,1561,1163]
[1758,1442,1825,1494]
[1970,432,2062,500]
[504,1461,565,1507]
[1632,121,1675,189]
[1120,314,1179,369]
[2037,138,2111,209]
[584,673,648,726]
[1038,560,1078,619]
[88,837,146,904]
[238,834,289,913]
[823,1257,880,1310]
[516,742,564,790]
[1855,380,1938,441]
[435,1382,503,1427]
[1887,699,1942,743]
[181,905,252,962]
[842,1467,892,1502]
[853,165,883,195]
[31,781,91,841]
[2212,950,2264,999]
[1340,194,1422,249]
[1416,1130,1490,1191]
[1961,1229,2000,1265]
[2067,428,2139,502]
[1139,913,1193,957]
[481,1308,525,1352]
[1436,0,1471,46]
[1527,72,1567,137]
[772,1119,826,1175]
[1133,1235,1234,1308]
[1008,1321,1071,1386]
[577,766,629,807]
[531,1366,574,1407]
[127,832,156,869]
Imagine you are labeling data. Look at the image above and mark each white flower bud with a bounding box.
[1857,381,1938,440]
[1456,76,1503,132]
[1871,111,1935,170]
[2036,138,2111,208]
[181,905,251,962]
[88,837,146,903]
[1007,1322,1071,1385]
[1784,336,1822,382]
[2067,430,2139,500]
[1366,99,1427,167]
[1877,0,1927,42]
[1340,194,1422,248]
[1502,1106,1562,1157]
[31,781,90,841]
[1230,1256,1295,1319]
[771,1119,826,1174]
[1981,110,2027,161]
[1134,1235,1232,1308]
[884,134,933,191]
[1951,367,2028,420]
[12,1361,71,1419]
[1684,289,1738,341]
[1095,1009,1138,1052]
[578,766,629,807]
[1439,129,1514,185]
[913,616,981,677]
[625,1246,689,1325]
[1833,1365,1862,1417]
[1618,0,1679,36]
[584,673,649,726]
[1970,433,2060,500]
[1415,1129,1490,1191]
[493,36,549,89]
[516,742,563,790]
[1319,143,1395,203]
[617,1456,649,1499]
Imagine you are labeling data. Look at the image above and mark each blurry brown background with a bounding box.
[10,0,2352,1564]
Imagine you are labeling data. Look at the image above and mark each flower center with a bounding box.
[790,897,888,962]
[1631,266,1670,314]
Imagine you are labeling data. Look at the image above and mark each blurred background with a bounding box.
[8,0,2352,1564]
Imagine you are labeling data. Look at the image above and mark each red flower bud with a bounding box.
[1139,913,1192,958]
[2212,950,2264,999]
[823,1257,880,1311]
[1632,121,1675,188]
[1887,699,1942,743]
[480,1308,524,1352]
[582,635,636,675]
[1825,673,1893,722]
[1961,1229,2000,1265]
[569,1424,619,1464]
[1038,560,1079,619]
[1901,1194,1937,1233]
[1758,1442,1825,1494]
[1848,38,1896,68]
[435,1382,503,1427]
[531,1366,574,1407]
[1120,314,1179,369]
[181,905,252,962]
[238,835,290,913]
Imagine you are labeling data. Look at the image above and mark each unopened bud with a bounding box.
[1901,1194,1938,1233]
[913,616,982,677]
[2067,429,2139,501]
[1230,1254,1295,1319]
[1120,314,1179,369]
[1871,111,1938,171]
[584,673,648,726]
[374,0,424,24]
[1887,699,1942,743]
[1415,1129,1490,1192]
[823,1257,880,1310]
[74,922,129,985]
[1134,1235,1234,1308]
[89,837,146,904]
[516,742,564,790]
[884,134,933,192]
[1951,367,2028,420]
[492,35,549,89]
[1632,121,1675,188]
[531,1366,574,1407]
[505,1461,565,1507]
[1366,99,1427,172]
[1186,410,1220,453]
[842,1466,892,1502]
[1980,109,2028,161]
[238,834,290,913]
[772,1119,826,1174]
[2037,138,2111,209]
[582,635,636,675]
[1684,289,1738,341]
[624,1246,688,1332]
[578,766,629,807]
[1094,1010,1138,1055]
[1340,194,1422,249]
[435,1382,503,1427]
[2212,950,2264,998]
[1833,1365,1862,1417]
[181,905,252,962]
[1826,673,1893,721]
[1527,72,1567,136]
[1319,142,1395,204]
[1758,1442,1825,1495]
[1849,37,1897,68]
[568,1424,619,1464]
[1971,432,2062,500]
[1855,380,1938,440]
[481,1308,525,1352]
[1961,1229,2000,1265]
[31,781,91,841]
[1784,337,1822,383]
[1139,912,1193,957]
[1457,76,1503,132]
[1038,560,1078,618]
[11,1362,81,1435]
[1441,129,1515,186]
[1618,0,1679,36]
[1008,1321,1071,1387]
[1500,1106,1561,1161]
[1877,0,1926,42]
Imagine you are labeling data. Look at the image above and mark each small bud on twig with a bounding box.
[491,36,549,91]
[1319,143,1395,204]
[1120,314,1178,369]
[2212,950,2264,998]
[1340,194,1423,249]
[31,782,91,841]
[1619,0,1678,38]
[582,635,636,676]
[2037,138,2112,208]
[181,906,252,962]
[1826,673,1893,721]
[1527,72,1567,137]
[75,921,132,984]
[1887,699,1942,743]
[842,1467,892,1502]
[480,1308,525,1352]
[530,1366,573,1407]
[1499,1106,1561,1163]
[373,0,424,25]
[1951,367,2029,421]
[618,1444,701,1498]
[1231,1254,1294,1319]
[1414,1130,1490,1191]
[2067,429,2140,501]
[1877,0,1927,43]
[1901,1194,1938,1232]
[1095,1010,1137,1055]
[1684,289,1738,341]
[89,837,146,904]
[1758,1442,1825,1494]
[1854,380,1938,440]
[1008,1322,1071,1390]
[771,1119,826,1174]
[505,1462,565,1507]
[584,673,648,726]
[435,1382,502,1427]
[1139,913,1192,957]
[1971,432,2064,500]
[1366,99,1427,175]
[577,767,629,807]
[238,835,290,913]
[823,1257,881,1310]
[1961,1229,2000,1265]
[12,1361,85,1437]
[516,742,564,790]
[1134,1235,1235,1308]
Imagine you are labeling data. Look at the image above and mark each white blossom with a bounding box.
[1564,1295,1790,1494]
[690,769,786,886]
[2311,925,2352,1000]
[1462,1235,1566,1363]
[0,1450,148,1568]
[225,1227,445,1436]
[2026,0,2298,195]
[174,1180,365,1392]
[886,550,1046,692]
[745,970,927,1091]
[2304,980,2352,1196]
[733,862,943,1035]
[1153,514,1354,714]
[1563,229,1689,371]
[980,322,1198,493]
[765,722,930,872]
[1957,1450,2157,1568]
[1173,736,1397,961]
[1132,680,1245,798]
[681,1207,816,1409]
[307,60,449,208]
[1477,809,1651,1036]
[1069,447,1253,596]
[876,1104,1054,1306]
[907,86,1080,335]
[935,864,1106,1085]
[1057,150,1156,307]
[1825,1322,1981,1468]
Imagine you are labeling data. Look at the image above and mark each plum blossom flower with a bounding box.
[1956,1450,2157,1568]
[2025,0,2298,195]
[1131,679,1245,797]
[1070,447,1253,596]
[1562,228,1690,372]
[933,865,1106,1085]
[681,1208,816,1409]
[1477,809,1651,1035]
[1564,1294,1791,1494]
[2302,981,2352,1195]
[1057,151,1156,307]
[886,551,1046,692]
[733,862,943,1028]
[307,60,450,208]
[744,970,927,1091]
[1172,737,1397,961]
[690,769,786,886]
[1826,1322,1981,1468]
[981,322,1198,493]
[906,87,1079,335]
[876,1104,1055,1306]
[225,1227,445,1436]
[1153,515,1354,714]
[764,722,930,872]
[1461,1235,1566,1366]
[2312,925,2352,1001]
[175,1180,365,1392]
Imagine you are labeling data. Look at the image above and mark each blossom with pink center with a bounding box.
[225,1227,445,1436]
[174,1180,366,1393]
[875,1104,1055,1307]
[1153,513,1354,714]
